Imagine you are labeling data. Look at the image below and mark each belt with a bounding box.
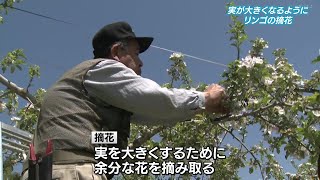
[22,150,96,174]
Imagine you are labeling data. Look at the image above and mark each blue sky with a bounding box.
[1,0,319,179]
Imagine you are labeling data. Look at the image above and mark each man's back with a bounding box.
[34,59,131,156]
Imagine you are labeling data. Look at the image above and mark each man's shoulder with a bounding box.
[85,58,127,70]
[73,58,115,70]
[80,58,117,65]
[80,58,107,65]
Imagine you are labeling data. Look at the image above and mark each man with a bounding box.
[22,21,228,179]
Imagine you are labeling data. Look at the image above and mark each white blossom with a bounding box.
[263,77,274,86]
[310,126,317,131]
[272,163,283,169]
[312,70,319,76]
[0,102,6,111]
[255,38,269,49]
[305,162,311,166]
[169,52,184,60]
[312,110,320,117]
[11,116,21,121]
[276,60,285,68]
[266,64,276,71]
[273,73,284,80]
[263,128,272,135]
[254,57,264,64]
[259,38,265,43]
[239,56,263,69]
[291,70,300,77]
[271,72,277,77]
[274,106,285,115]
[39,88,47,93]
[295,80,305,87]
[255,145,262,151]
[248,98,259,104]
[310,168,316,172]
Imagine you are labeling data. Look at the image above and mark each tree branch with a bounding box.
[218,123,265,180]
[283,102,320,111]
[298,88,320,94]
[318,154,320,179]
[129,126,166,148]
[211,101,280,123]
[26,76,34,93]
[258,115,314,155]
[218,128,230,147]
[0,74,38,106]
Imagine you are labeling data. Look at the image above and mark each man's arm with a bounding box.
[83,59,206,125]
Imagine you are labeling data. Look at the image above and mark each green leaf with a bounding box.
[10,66,15,73]
[231,43,237,47]
[311,56,320,64]
[28,65,40,78]
[16,65,22,71]
[307,92,319,103]
[239,34,248,43]
[249,167,254,174]
[266,166,271,174]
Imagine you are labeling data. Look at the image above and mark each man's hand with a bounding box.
[203,84,229,114]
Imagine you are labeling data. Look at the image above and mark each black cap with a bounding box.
[92,21,153,54]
